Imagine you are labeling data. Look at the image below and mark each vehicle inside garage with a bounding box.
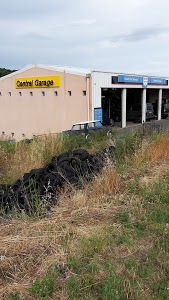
[101,87,169,127]
[101,88,143,126]
[147,89,169,119]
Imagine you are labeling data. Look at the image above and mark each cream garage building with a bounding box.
[0,65,91,141]
[0,64,169,141]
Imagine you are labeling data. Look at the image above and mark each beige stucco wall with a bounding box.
[0,67,90,141]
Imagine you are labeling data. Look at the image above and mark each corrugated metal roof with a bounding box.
[39,64,91,76]
[0,64,91,81]
[0,64,168,80]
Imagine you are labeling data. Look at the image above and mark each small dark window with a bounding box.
[112,76,118,83]
[83,90,86,96]
[19,92,22,96]
[54,91,58,96]
[42,91,45,96]
[0,92,1,96]
[30,92,33,96]
[68,91,72,96]
[9,92,11,96]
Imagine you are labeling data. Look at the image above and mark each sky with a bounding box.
[1,0,169,76]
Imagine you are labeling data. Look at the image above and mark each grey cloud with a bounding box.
[0,0,81,19]
[111,26,169,43]
[71,19,96,26]
[22,32,53,41]
[1,0,169,76]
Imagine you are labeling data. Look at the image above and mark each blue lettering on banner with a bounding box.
[117,75,167,86]
[148,77,167,85]
[118,75,142,84]
[94,108,102,126]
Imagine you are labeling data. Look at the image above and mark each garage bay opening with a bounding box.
[101,88,122,127]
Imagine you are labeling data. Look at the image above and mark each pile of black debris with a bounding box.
[0,146,115,215]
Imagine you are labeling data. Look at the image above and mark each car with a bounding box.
[161,103,169,119]
[127,103,155,123]
[63,120,114,138]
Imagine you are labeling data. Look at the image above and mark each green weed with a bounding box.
[86,262,100,275]
[80,235,105,258]
[114,132,143,167]
[65,276,81,300]
[5,291,21,300]
[67,256,82,272]
[151,277,169,300]
[29,272,57,300]
[116,234,131,246]
[114,211,130,226]
[98,272,126,300]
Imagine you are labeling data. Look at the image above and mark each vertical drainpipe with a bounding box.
[86,74,91,121]
[158,89,162,120]
[141,89,146,123]
[64,70,66,123]
[121,88,127,128]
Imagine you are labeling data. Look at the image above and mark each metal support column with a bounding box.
[141,89,146,123]
[158,89,162,120]
[121,88,127,128]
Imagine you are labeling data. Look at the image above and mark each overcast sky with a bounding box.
[1,0,169,75]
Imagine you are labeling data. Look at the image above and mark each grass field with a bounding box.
[0,131,169,300]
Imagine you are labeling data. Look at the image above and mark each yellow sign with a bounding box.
[15,76,60,88]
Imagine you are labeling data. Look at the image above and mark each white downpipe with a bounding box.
[141,89,146,123]
[158,89,162,120]
[121,88,127,128]
[86,76,90,121]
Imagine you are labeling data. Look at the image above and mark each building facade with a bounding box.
[0,64,169,141]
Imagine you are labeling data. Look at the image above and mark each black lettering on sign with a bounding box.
[16,81,20,87]
[35,80,39,86]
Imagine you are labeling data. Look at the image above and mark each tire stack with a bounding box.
[0,146,115,215]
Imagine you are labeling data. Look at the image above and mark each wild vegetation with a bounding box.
[0,68,17,78]
[0,131,169,299]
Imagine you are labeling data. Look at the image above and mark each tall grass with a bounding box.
[0,130,165,184]
[1,131,169,299]
[0,132,113,184]
[146,133,169,162]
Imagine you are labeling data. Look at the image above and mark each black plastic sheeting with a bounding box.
[0,146,115,215]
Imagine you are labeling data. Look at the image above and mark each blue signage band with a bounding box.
[116,75,167,85]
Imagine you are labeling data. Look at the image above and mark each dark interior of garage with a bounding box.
[101,88,142,125]
[101,88,169,126]
[147,89,169,118]
[101,88,121,125]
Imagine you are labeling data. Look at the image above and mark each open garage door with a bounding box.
[126,89,142,122]
[101,88,122,126]
[147,89,169,119]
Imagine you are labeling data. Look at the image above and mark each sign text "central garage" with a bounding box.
[15,76,60,88]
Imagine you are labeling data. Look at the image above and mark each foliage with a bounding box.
[0,67,17,77]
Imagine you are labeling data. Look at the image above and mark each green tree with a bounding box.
[0,68,17,77]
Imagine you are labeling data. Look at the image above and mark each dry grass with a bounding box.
[86,166,119,198]
[147,133,169,162]
[0,166,119,297]
[0,135,65,183]
[1,133,169,299]
[0,158,169,299]
[0,133,112,184]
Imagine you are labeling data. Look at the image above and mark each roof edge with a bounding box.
[0,64,91,80]
[0,64,36,81]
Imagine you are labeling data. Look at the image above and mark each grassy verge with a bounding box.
[1,131,169,299]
